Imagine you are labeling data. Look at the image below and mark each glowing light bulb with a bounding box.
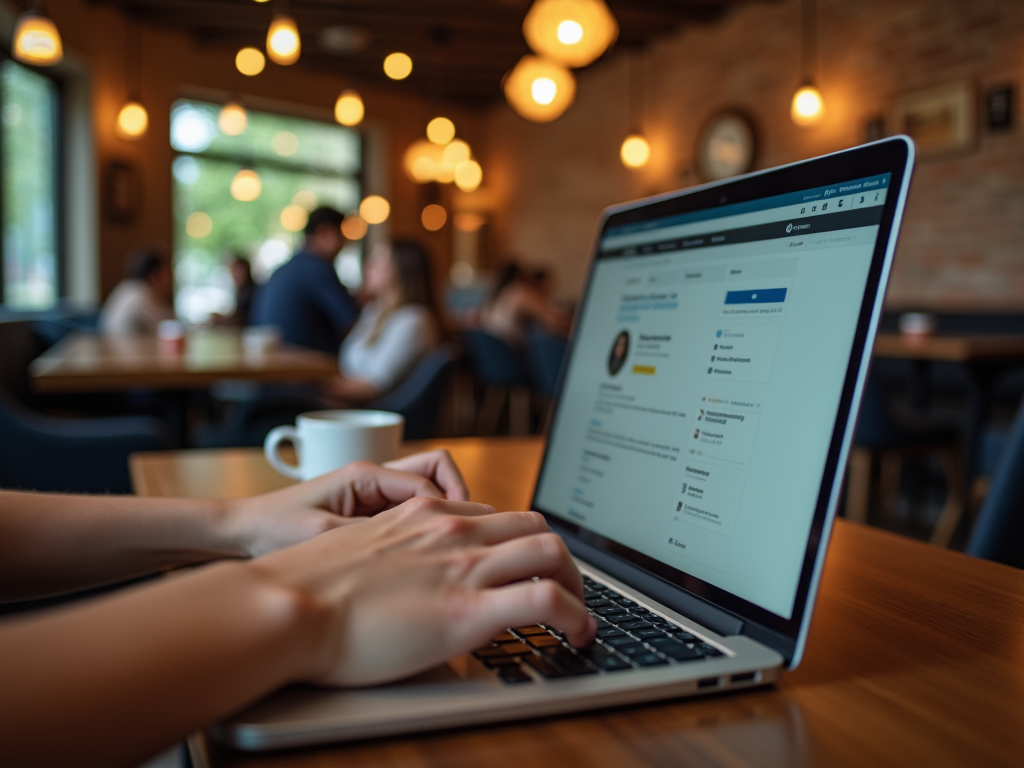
[230,169,262,202]
[504,56,577,123]
[267,15,301,66]
[403,139,443,183]
[620,134,650,168]
[12,11,63,66]
[426,116,456,145]
[532,77,558,105]
[454,159,483,192]
[441,139,471,165]
[334,90,364,126]
[383,52,413,80]
[557,20,584,45]
[421,204,447,231]
[218,102,248,136]
[280,205,309,232]
[116,101,149,140]
[359,195,390,225]
[235,47,265,76]
[341,214,368,240]
[791,84,825,126]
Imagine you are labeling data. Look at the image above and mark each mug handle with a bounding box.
[264,425,303,479]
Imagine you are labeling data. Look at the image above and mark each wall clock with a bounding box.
[695,111,757,182]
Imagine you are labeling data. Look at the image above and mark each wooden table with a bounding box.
[874,331,1024,362]
[130,437,1024,768]
[30,329,338,393]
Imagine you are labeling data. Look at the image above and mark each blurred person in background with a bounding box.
[326,241,440,404]
[479,261,570,346]
[211,255,257,327]
[99,247,176,336]
[251,207,358,353]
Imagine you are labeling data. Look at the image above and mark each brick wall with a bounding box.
[483,0,1024,310]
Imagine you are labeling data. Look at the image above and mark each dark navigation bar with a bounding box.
[600,206,884,259]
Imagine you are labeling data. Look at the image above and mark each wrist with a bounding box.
[213,498,259,559]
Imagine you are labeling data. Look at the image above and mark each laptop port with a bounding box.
[697,676,722,689]
[730,671,760,684]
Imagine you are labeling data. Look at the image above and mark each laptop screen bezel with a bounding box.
[530,138,911,646]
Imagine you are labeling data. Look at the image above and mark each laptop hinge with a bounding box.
[558,528,744,637]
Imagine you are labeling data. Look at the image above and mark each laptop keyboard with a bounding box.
[472,575,723,684]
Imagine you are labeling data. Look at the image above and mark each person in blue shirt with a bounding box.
[252,207,359,353]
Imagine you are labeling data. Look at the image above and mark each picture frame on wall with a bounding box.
[104,160,141,224]
[891,80,976,159]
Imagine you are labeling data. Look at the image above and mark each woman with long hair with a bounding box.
[327,241,440,403]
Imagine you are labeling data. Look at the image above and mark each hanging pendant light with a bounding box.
[334,90,364,126]
[235,46,265,76]
[504,55,576,123]
[218,101,248,136]
[12,6,63,67]
[231,169,262,201]
[426,117,456,145]
[620,51,650,168]
[267,14,301,65]
[116,100,149,140]
[791,0,824,127]
[620,135,650,168]
[359,195,390,225]
[116,21,148,140]
[522,0,618,68]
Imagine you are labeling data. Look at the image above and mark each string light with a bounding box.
[235,47,265,76]
[334,90,364,126]
[426,117,456,144]
[522,0,618,68]
[620,134,650,168]
[383,52,413,80]
[267,15,301,66]
[442,139,471,165]
[280,205,308,232]
[421,204,447,231]
[341,214,368,240]
[359,195,390,224]
[230,169,262,201]
[116,101,149,140]
[12,10,63,66]
[403,140,443,183]
[504,55,577,122]
[454,159,483,192]
[218,102,248,136]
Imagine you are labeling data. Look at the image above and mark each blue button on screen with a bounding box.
[724,288,788,305]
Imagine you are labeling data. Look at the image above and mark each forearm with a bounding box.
[0,561,323,768]
[0,491,244,601]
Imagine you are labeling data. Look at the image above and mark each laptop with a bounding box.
[212,137,915,751]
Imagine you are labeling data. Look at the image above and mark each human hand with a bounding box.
[249,497,595,687]
[224,449,470,557]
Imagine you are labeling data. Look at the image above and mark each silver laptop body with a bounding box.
[213,137,915,751]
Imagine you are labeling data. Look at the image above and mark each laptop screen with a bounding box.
[534,171,892,621]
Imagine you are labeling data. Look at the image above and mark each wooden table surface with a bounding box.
[30,329,338,393]
[130,438,1024,768]
[874,331,1024,362]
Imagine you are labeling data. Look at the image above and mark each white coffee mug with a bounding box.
[264,410,404,481]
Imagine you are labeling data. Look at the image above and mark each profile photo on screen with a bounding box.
[607,330,630,376]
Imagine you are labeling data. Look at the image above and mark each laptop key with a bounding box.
[472,646,508,658]
[603,635,640,647]
[577,645,633,671]
[585,598,613,608]
[540,646,598,676]
[483,656,522,668]
[596,627,625,638]
[527,634,562,648]
[493,630,518,643]
[616,642,651,657]
[632,652,668,667]
[696,642,724,657]
[515,625,549,636]
[522,653,569,679]
[497,641,533,655]
[634,628,668,640]
[593,605,629,617]
[618,620,654,631]
[649,638,706,661]
[498,666,533,684]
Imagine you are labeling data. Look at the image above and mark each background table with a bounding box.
[30,329,338,393]
[130,437,1024,768]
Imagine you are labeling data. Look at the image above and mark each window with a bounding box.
[170,99,361,323]
[1,59,60,309]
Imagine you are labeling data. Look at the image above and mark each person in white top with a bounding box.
[329,241,440,404]
[99,248,176,336]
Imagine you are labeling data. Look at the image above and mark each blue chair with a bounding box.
[0,320,166,494]
[462,329,531,435]
[966,398,1024,568]
[526,327,567,400]
[369,344,460,440]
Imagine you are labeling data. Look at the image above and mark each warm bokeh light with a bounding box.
[267,15,301,65]
[454,212,485,232]
[341,214,368,240]
[791,84,825,127]
[272,131,299,156]
[522,0,619,68]
[435,161,456,184]
[116,101,149,140]
[421,204,448,231]
[403,139,443,183]
[218,102,248,136]
[12,11,63,66]
[235,47,265,76]
[230,169,262,201]
[334,90,364,126]
[383,52,413,80]
[454,159,483,192]
[504,55,577,122]
[292,189,317,210]
[620,134,650,168]
[280,204,309,232]
[427,116,456,145]
[185,212,213,238]
[442,139,471,165]
[359,195,390,224]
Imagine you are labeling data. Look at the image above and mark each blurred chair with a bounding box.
[368,344,460,440]
[0,320,167,494]
[462,329,531,435]
[965,398,1024,568]
[846,371,964,545]
[526,327,567,400]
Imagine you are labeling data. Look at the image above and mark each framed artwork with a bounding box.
[891,81,976,159]
[105,160,141,224]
